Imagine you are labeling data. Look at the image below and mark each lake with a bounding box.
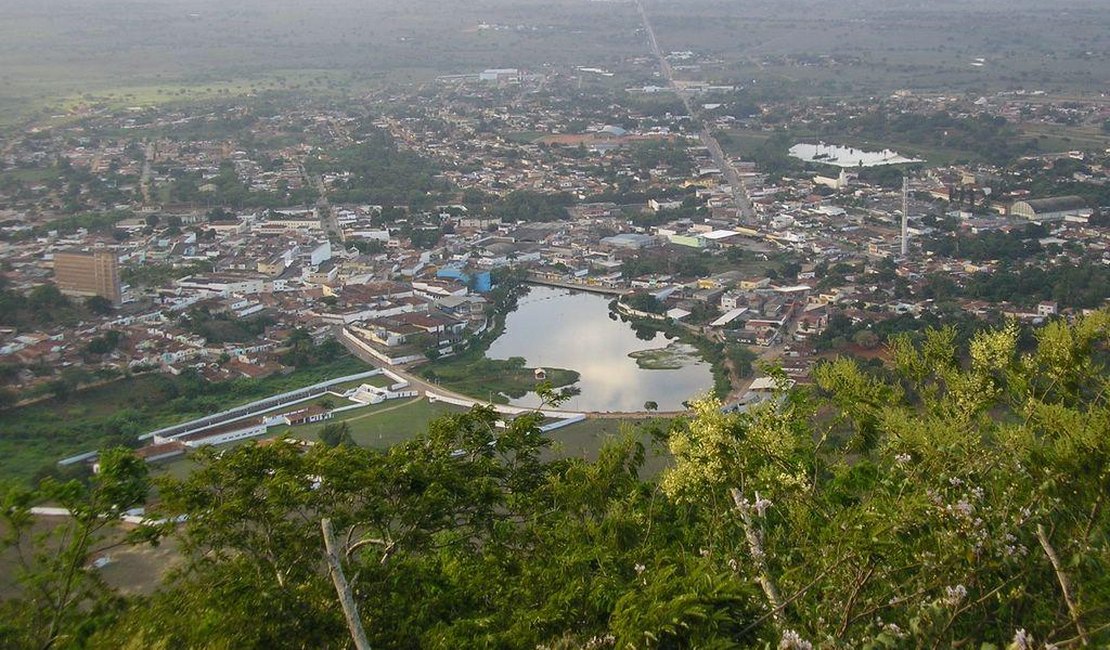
[789,142,922,167]
[485,286,714,412]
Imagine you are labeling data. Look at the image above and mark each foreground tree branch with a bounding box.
[1036,524,1088,646]
[322,518,371,650]
[730,488,784,627]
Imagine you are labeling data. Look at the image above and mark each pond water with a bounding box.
[789,142,922,168]
[485,286,714,412]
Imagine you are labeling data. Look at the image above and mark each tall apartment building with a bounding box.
[54,249,122,305]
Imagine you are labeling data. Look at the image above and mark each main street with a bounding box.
[635,0,756,222]
[140,141,154,206]
[311,171,344,241]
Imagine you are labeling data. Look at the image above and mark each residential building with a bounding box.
[53,249,122,304]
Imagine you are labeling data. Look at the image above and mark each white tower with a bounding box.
[901,175,909,257]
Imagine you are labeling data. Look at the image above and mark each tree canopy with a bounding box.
[3,311,1110,648]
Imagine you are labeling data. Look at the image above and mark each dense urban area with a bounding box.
[1,0,1109,648]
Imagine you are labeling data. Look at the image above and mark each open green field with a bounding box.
[151,398,470,481]
[544,417,675,478]
[0,0,646,129]
[279,398,468,448]
[0,355,371,485]
[152,402,677,481]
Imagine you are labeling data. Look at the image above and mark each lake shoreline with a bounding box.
[483,286,714,411]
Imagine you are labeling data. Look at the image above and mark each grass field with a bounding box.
[544,417,675,477]
[0,355,372,485]
[150,398,467,480]
[152,399,679,482]
[280,398,469,448]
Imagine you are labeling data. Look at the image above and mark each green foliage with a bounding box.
[309,127,448,207]
[84,330,123,356]
[84,295,114,316]
[179,304,276,344]
[168,160,316,208]
[925,226,1046,262]
[623,292,666,314]
[610,564,759,648]
[824,109,1036,165]
[962,261,1110,309]
[0,284,92,329]
[622,248,710,280]
[122,261,212,289]
[347,238,385,255]
[6,312,1110,648]
[489,190,575,222]
[318,421,354,448]
[0,448,149,649]
[422,355,578,402]
[629,140,695,176]
[38,210,133,237]
[280,329,344,368]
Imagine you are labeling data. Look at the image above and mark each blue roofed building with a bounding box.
[436,266,492,293]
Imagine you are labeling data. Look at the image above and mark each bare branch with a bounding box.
[837,562,876,638]
[1036,524,1089,646]
[321,518,371,650]
[730,488,784,628]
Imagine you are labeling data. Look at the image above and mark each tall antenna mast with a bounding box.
[901,175,909,257]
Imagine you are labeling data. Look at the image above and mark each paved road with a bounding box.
[635,0,756,222]
[311,172,344,241]
[140,141,154,206]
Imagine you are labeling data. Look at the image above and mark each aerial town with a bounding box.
[3,0,1110,647]
[2,68,1107,419]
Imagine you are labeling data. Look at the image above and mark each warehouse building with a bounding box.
[1010,196,1091,222]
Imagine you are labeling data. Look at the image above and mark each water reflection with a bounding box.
[485,286,713,411]
[788,142,922,168]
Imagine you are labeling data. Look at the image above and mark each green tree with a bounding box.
[0,448,150,649]
[852,328,880,349]
[15,312,1110,648]
[85,295,114,316]
[318,421,353,448]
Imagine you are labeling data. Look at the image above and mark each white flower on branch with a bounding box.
[778,629,813,650]
[1010,628,1032,650]
[944,584,967,606]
